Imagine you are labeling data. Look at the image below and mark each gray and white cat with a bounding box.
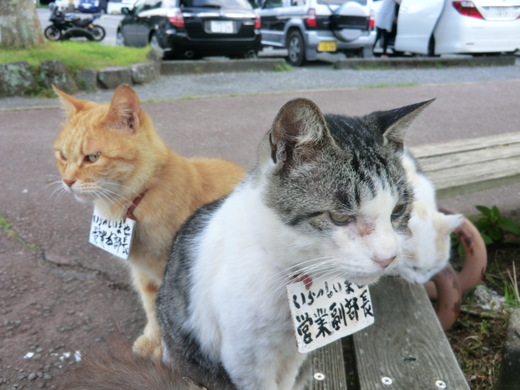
[397,150,464,284]
[156,98,432,390]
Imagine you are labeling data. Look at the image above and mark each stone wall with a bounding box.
[0,53,161,97]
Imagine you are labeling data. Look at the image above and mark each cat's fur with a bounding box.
[156,98,433,390]
[59,333,235,390]
[398,150,464,284]
[52,84,245,359]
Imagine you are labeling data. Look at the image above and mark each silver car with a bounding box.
[258,0,376,66]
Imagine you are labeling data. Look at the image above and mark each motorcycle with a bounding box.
[44,4,106,42]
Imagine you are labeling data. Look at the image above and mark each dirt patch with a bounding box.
[0,233,145,390]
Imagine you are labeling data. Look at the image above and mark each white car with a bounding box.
[107,0,138,14]
[374,0,520,56]
[51,0,80,10]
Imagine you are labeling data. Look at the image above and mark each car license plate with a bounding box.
[318,41,337,52]
[210,21,234,34]
[484,6,514,19]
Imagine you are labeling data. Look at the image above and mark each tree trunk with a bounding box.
[0,0,45,49]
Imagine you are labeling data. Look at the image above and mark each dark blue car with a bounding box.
[78,0,107,13]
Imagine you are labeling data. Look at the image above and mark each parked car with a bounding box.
[78,0,107,13]
[373,0,520,56]
[107,0,138,14]
[258,0,375,66]
[116,0,261,59]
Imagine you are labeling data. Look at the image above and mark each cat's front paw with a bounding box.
[132,334,163,361]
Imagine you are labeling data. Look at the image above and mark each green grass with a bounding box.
[0,41,149,72]
[0,213,39,251]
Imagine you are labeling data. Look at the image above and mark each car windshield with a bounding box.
[180,0,252,9]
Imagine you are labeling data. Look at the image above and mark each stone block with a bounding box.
[131,62,159,85]
[75,69,98,91]
[97,66,133,89]
[39,60,78,94]
[0,62,38,97]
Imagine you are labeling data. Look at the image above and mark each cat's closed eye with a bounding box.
[329,211,356,226]
[85,152,101,163]
[58,150,67,161]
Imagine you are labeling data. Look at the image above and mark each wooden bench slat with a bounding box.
[310,340,348,390]
[411,132,520,158]
[409,132,520,197]
[353,277,469,390]
[425,156,520,198]
[415,143,520,173]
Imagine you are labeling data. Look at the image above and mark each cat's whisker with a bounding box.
[272,257,340,294]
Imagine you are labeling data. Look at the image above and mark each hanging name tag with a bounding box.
[287,276,375,354]
[89,208,136,260]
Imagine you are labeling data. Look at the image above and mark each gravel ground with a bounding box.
[1,56,519,111]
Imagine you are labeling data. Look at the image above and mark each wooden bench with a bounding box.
[309,132,520,390]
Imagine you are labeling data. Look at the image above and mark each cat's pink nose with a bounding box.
[374,255,396,269]
[63,179,76,188]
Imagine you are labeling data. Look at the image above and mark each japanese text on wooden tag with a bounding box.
[89,208,135,260]
[287,276,375,354]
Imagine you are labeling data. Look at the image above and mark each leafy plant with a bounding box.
[470,205,520,245]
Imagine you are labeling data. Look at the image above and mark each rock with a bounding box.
[500,309,520,390]
[75,69,98,91]
[473,285,506,311]
[39,60,78,94]
[0,62,38,97]
[131,62,159,85]
[97,66,133,89]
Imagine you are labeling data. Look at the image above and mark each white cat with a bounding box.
[156,98,433,390]
[398,150,464,285]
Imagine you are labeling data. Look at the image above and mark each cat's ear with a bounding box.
[53,85,87,117]
[444,213,465,232]
[104,84,142,134]
[269,98,330,167]
[369,99,435,147]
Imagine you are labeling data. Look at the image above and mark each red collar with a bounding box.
[126,192,146,221]
[291,274,313,289]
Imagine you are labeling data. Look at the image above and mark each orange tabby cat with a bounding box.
[53,84,245,359]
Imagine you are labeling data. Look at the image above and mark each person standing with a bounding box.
[373,0,399,57]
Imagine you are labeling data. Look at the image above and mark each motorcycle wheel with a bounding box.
[91,25,106,42]
[44,25,62,41]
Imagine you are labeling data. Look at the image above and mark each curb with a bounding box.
[500,308,520,390]
[160,58,287,75]
[334,55,516,69]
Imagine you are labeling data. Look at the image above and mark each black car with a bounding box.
[116,0,261,59]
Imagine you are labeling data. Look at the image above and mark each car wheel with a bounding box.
[44,25,62,41]
[286,30,306,67]
[116,29,125,46]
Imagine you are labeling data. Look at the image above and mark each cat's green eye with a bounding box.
[329,212,356,226]
[85,152,101,163]
[391,204,406,220]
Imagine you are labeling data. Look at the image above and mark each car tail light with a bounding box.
[305,8,316,28]
[255,16,261,29]
[168,9,185,28]
[452,1,484,19]
[368,8,375,28]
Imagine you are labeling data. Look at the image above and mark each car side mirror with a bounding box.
[121,7,130,14]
